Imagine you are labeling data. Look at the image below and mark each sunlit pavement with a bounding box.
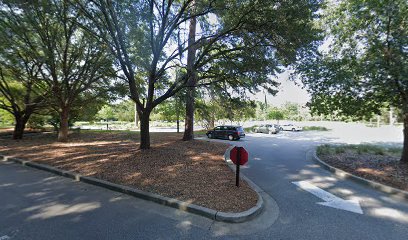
[1,125,408,239]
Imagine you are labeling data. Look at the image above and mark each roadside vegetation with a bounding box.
[302,126,329,131]
[317,144,407,191]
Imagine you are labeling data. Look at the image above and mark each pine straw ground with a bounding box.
[0,131,258,212]
[317,145,408,191]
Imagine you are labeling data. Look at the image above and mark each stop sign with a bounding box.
[230,146,248,165]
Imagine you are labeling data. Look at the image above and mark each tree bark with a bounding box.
[139,110,151,149]
[183,89,195,140]
[58,107,69,142]
[12,115,27,140]
[182,5,197,141]
[401,111,408,164]
[209,115,215,129]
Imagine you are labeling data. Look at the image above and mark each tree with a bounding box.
[96,105,116,121]
[1,1,114,142]
[154,93,185,132]
[75,0,321,149]
[0,5,52,139]
[0,18,49,139]
[297,0,408,163]
[282,102,300,121]
[0,69,47,139]
[267,108,285,124]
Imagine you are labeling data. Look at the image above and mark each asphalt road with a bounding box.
[1,130,408,239]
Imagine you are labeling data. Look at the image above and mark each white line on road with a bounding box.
[0,235,10,240]
[293,180,363,214]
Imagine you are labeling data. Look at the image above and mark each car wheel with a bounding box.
[208,133,213,139]
[269,130,273,134]
[292,128,295,132]
[228,135,234,141]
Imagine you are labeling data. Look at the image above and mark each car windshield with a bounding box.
[237,127,244,132]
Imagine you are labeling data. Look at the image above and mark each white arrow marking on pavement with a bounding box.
[292,181,363,214]
[0,235,10,240]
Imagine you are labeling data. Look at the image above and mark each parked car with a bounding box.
[280,124,302,131]
[206,126,245,141]
[253,124,280,134]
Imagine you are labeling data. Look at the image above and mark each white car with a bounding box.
[280,124,302,131]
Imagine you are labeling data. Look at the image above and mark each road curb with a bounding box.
[0,150,260,223]
[312,150,408,201]
[219,146,265,222]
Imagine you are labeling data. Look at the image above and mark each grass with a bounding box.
[302,126,330,131]
[317,144,402,157]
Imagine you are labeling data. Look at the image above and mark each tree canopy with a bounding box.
[74,0,322,149]
[297,0,408,162]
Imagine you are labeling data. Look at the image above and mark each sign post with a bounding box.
[236,147,241,187]
[230,146,248,187]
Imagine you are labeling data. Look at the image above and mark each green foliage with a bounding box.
[297,0,408,118]
[302,126,329,131]
[96,105,117,121]
[317,144,402,157]
[95,100,136,122]
[26,114,49,130]
[195,94,256,129]
[0,109,13,126]
[153,93,185,122]
[75,0,322,144]
[267,108,285,121]
[0,1,118,140]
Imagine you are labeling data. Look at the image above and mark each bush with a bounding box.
[317,144,401,157]
[302,126,329,131]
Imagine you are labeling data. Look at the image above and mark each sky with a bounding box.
[252,70,311,107]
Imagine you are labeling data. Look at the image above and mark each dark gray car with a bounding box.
[206,126,245,140]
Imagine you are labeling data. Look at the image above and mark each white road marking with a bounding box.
[293,180,363,214]
[0,235,10,240]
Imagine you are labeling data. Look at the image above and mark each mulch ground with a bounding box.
[318,151,408,191]
[0,131,258,212]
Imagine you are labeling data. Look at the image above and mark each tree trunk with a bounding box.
[12,115,28,140]
[58,107,69,142]
[134,103,139,129]
[401,112,408,164]
[139,110,151,149]
[182,6,197,141]
[183,89,195,140]
[209,120,215,129]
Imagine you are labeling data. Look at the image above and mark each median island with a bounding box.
[0,131,258,212]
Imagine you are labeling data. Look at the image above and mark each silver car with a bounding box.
[253,124,280,134]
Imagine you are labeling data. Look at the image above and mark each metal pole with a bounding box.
[236,147,241,187]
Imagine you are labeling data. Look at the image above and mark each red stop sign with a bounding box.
[230,146,248,165]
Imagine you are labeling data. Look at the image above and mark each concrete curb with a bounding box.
[219,146,265,222]
[0,150,261,223]
[312,150,408,201]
